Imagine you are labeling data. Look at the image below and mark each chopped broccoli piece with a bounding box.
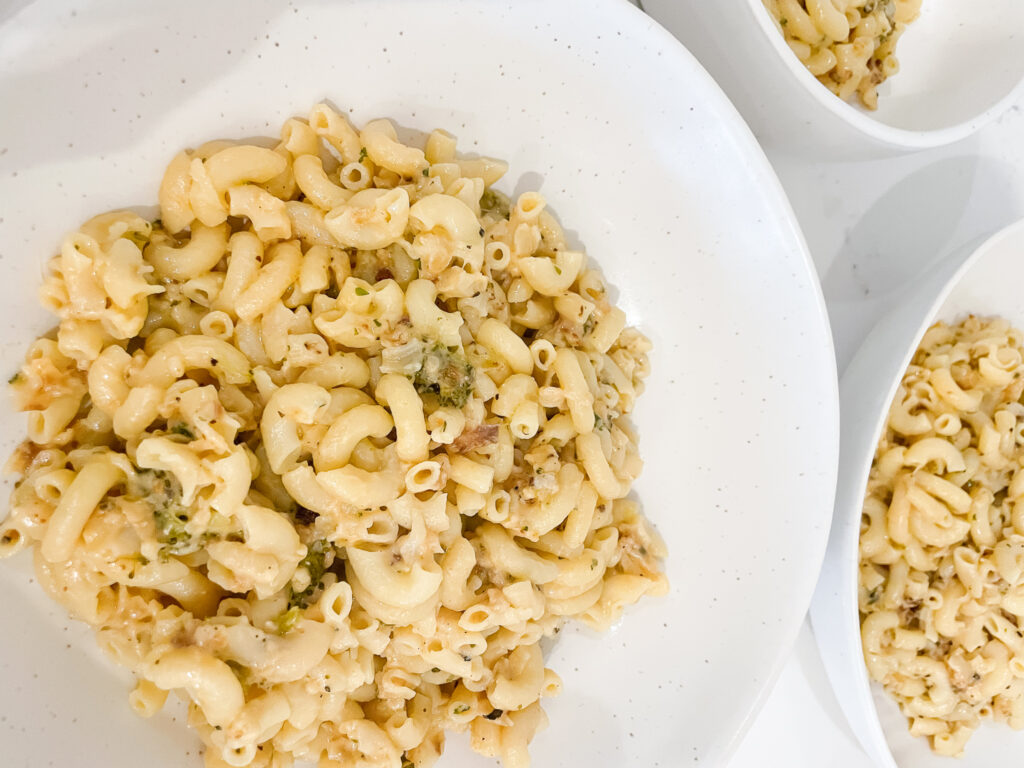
[135,469,197,556]
[413,344,475,408]
[479,188,510,220]
[274,605,302,635]
[153,503,191,554]
[289,539,330,609]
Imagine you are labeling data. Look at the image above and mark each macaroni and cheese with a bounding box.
[860,315,1024,755]
[0,104,667,768]
[764,0,923,109]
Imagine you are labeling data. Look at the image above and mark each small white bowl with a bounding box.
[810,218,1024,768]
[644,0,1024,155]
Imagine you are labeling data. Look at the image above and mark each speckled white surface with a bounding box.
[0,1,838,767]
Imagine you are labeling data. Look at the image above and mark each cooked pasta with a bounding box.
[763,0,923,109]
[860,315,1024,756]
[0,103,667,768]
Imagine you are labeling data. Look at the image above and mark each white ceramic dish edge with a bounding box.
[740,0,1024,151]
[810,219,1024,768]
[638,7,842,758]
[643,0,1024,156]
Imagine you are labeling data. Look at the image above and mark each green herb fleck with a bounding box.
[289,540,330,609]
[7,371,21,385]
[453,704,470,714]
[594,413,604,430]
[554,265,562,275]
[485,709,503,721]
[401,759,415,768]
[170,422,195,440]
[355,286,369,296]
[867,586,881,605]
[590,558,598,570]
[359,147,368,162]
[373,318,382,327]
[780,16,788,26]
[412,343,475,408]
[124,229,150,250]
[422,168,430,177]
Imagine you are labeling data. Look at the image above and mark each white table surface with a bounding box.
[672,31,1024,768]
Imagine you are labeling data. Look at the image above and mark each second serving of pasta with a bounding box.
[861,315,1024,756]
[0,104,667,767]
[764,0,923,109]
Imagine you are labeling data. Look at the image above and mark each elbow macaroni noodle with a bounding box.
[763,0,923,109]
[860,315,1024,756]
[1,103,667,768]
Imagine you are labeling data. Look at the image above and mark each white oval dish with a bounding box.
[811,218,1024,768]
[644,0,1024,155]
[0,0,839,765]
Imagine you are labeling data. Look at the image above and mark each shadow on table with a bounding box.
[821,152,1021,366]
[795,623,865,749]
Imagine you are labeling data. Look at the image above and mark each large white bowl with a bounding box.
[0,0,839,765]
[644,0,1024,155]
[811,219,1024,768]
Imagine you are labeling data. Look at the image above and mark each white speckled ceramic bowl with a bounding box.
[644,0,1024,156]
[812,219,1024,768]
[0,0,838,765]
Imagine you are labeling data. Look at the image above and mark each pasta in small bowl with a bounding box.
[811,218,1024,768]
[644,0,1024,154]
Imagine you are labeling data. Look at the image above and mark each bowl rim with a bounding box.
[0,0,843,764]
[825,217,1024,768]
[741,0,1024,149]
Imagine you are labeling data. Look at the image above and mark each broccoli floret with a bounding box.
[133,469,197,556]
[288,540,330,609]
[413,344,475,408]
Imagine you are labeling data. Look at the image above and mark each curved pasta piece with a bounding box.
[324,187,410,250]
[134,335,252,387]
[146,647,244,728]
[346,544,442,609]
[409,193,484,271]
[146,222,230,281]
